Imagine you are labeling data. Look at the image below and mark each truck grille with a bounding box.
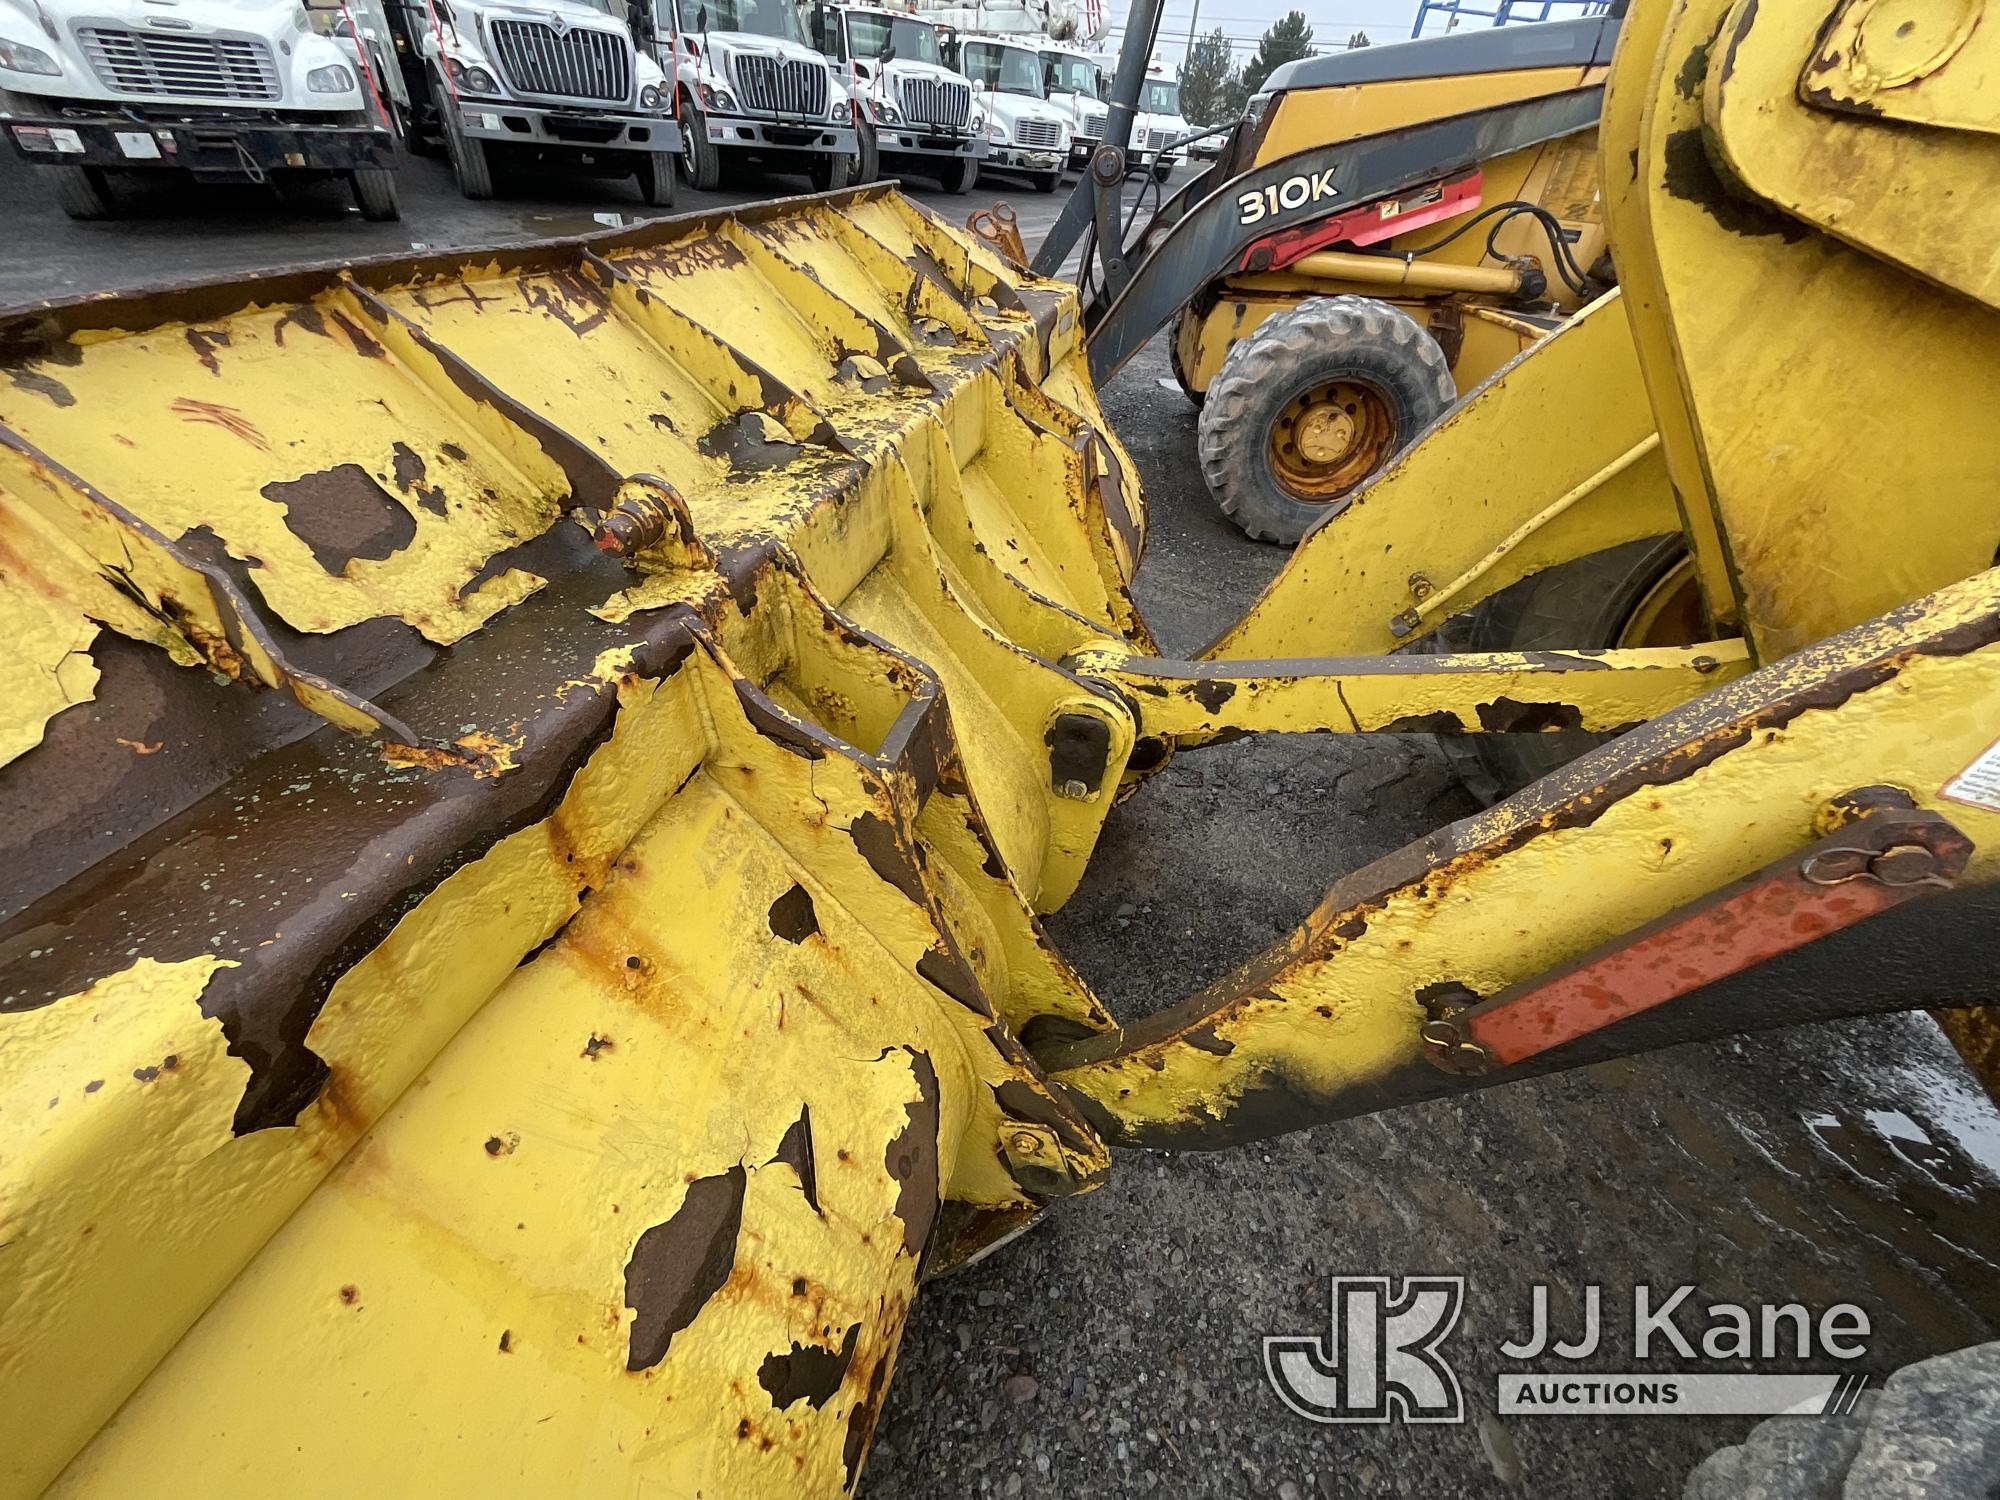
[729,54,827,117]
[896,77,969,128]
[1013,118,1061,149]
[1078,107,1106,141]
[75,26,279,101]
[488,19,631,103]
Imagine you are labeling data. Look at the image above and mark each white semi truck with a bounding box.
[392,0,678,203]
[814,4,979,193]
[947,30,1064,192]
[1089,50,1183,180]
[661,0,851,191]
[1036,36,1099,173]
[0,0,400,220]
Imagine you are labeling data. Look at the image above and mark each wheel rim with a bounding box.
[1265,378,1396,502]
[1615,556,1706,648]
[681,108,698,177]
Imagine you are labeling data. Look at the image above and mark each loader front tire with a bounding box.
[1440,538,1698,804]
[1169,306,1204,407]
[1197,295,1454,545]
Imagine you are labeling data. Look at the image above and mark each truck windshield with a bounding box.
[1041,53,1097,98]
[1141,78,1179,114]
[846,14,940,65]
[676,0,803,42]
[963,41,1042,96]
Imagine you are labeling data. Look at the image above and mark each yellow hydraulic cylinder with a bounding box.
[1288,248,1529,295]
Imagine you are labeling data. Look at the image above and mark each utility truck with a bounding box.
[664,0,851,191]
[948,30,1065,192]
[1089,50,1182,179]
[814,4,979,192]
[1037,36,1099,172]
[0,0,400,220]
[387,0,677,203]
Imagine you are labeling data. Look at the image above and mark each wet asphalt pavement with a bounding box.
[0,143,1139,304]
[5,145,1998,1500]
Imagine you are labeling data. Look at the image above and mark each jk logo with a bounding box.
[1264,1276,1466,1424]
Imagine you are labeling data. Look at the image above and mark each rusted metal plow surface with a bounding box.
[0,185,1157,1499]
[2,106,2000,1493]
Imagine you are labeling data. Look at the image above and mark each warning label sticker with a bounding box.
[1941,737,2000,812]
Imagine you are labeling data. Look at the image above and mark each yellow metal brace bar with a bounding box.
[1069,639,1752,740]
[1050,566,2000,1147]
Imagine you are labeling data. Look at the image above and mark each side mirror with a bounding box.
[695,4,707,30]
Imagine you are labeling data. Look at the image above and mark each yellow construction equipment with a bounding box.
[1033,11,1623,540]
[1,1,1998,1496]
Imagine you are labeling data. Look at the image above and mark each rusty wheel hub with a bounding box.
[1267,380,1396,502]
[1618,556,1707,648]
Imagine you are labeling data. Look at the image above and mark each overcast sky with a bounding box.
[1101,0,1573,63]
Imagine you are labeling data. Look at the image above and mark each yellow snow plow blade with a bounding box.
[0,188,1142,1500]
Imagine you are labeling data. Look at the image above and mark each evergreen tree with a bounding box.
[1241,10,1315,95]
[1179,28,1235,126]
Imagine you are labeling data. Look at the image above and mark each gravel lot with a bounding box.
[5,145,1997,1500]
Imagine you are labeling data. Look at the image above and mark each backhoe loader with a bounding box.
[1031,9,1625,541]
[1,0,1997,1495]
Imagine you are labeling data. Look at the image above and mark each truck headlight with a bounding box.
[832,100,849,123]
[874,101,899,124]
[698,82,734,111]
[462,65,497,93]
[0,37,62,75]
[640,83,662,110]
[986,119,1007,143]
[306,63,356,93]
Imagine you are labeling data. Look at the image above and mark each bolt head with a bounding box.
[1870,842,1941,886]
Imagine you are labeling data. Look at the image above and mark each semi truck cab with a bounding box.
[1133,65,1185,178]
[816,5,981,193]
[402,0,678,203]
[0,0,399,220]
[1038,38,1101,173]
[950,32,1066,193]
[662,0,852,191]
[1089,51,1185,180]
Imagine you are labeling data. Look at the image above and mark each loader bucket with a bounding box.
[0,186,1151,1498]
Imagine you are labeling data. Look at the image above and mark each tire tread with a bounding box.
[1196,295,1453,544]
